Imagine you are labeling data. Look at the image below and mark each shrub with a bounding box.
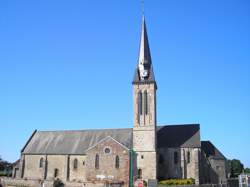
[159,178,195,186]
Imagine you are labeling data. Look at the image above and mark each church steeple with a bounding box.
[133,16,156,84]
[132,16,157,180]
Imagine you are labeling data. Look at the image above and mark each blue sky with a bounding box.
[0,0,249,167]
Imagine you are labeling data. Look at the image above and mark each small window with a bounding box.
[141,155,144,159]
[54,168,59,178]
[187,151,191,163]
[39,158,44,168]
[138,169,142,179]
[73,158,78,169]
[95,154,99,169]
[174,152,178,164]
[104,147,111,154]
[83,161,85,166]
[115,155,119,169]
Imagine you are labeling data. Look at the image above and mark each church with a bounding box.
[11,17,228,187]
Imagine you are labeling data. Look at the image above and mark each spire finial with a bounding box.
[141,0,145,16]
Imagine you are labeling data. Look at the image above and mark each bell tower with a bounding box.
[132,16,157,180]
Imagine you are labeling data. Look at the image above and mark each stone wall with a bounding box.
[133,82,157,181]
[136,151,157,180]
[23,154,45,180]
[0,178,116,187]
[68,155,86,182]
[207,157,227,184]
[199,151,227,184]
[20,154,88,183]
[46,155,67,181]
[133,84,157,127]
[157,148,200,184]
[0,178,41,187]
[85,137,130,187]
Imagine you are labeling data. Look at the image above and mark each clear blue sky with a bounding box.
[0,0,249,167]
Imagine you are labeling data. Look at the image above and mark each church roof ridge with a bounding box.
[37,127,132,133]
[36,124,200,133]
[157,123,200,127]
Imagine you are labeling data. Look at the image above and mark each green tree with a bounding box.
[244,168,250,174]
[0,156,4,171]
[229,159,244,177]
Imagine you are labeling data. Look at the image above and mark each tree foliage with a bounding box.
[229,159,244,177]
[0,156,11,171]
[244,168,250,174]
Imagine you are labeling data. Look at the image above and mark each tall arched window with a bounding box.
[174,152,178,164]
[144,91,148,115]
[95,154,99,169]
[138,91,142,115]
[138,169,142,179]
[73,158,78,169]
[187,151,191,164]
[115,155,119,169]
[39,158,44,168]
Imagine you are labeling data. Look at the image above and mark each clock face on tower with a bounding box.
[139,61,149,79]
[141,69,148,78]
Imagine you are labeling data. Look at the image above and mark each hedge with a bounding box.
[159,178,195,185]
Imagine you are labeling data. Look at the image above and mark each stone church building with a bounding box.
[12,17,228,187]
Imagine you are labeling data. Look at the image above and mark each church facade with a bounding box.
[11,17,228,187]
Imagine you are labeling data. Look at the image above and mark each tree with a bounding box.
[0,156,4,171]
[244,168,250,174]
[229,159,244,177]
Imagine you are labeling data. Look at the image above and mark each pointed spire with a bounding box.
[138,16,152,69]
[133,16,156,84]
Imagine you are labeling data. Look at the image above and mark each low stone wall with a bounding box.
[0,177,41,187]
[0,178,108,187]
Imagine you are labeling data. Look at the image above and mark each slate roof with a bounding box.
[201,141,226,160]
[133,67,156,84]
[138,16,152,67]
[157,124,201,148]
[22,124,201,155]
[22,128,132,155]
[133,16,156,84]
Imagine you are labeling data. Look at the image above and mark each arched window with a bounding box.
[54,168,59,178]
[144,91,148,115]
[95,154,99,169]
[73,158,78,169]
[187,151,191,163]
[138,169,142,179]
[174,152,178,164]
[115,155,119,169]
[138,91,142,115]
[39,158,44,168]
